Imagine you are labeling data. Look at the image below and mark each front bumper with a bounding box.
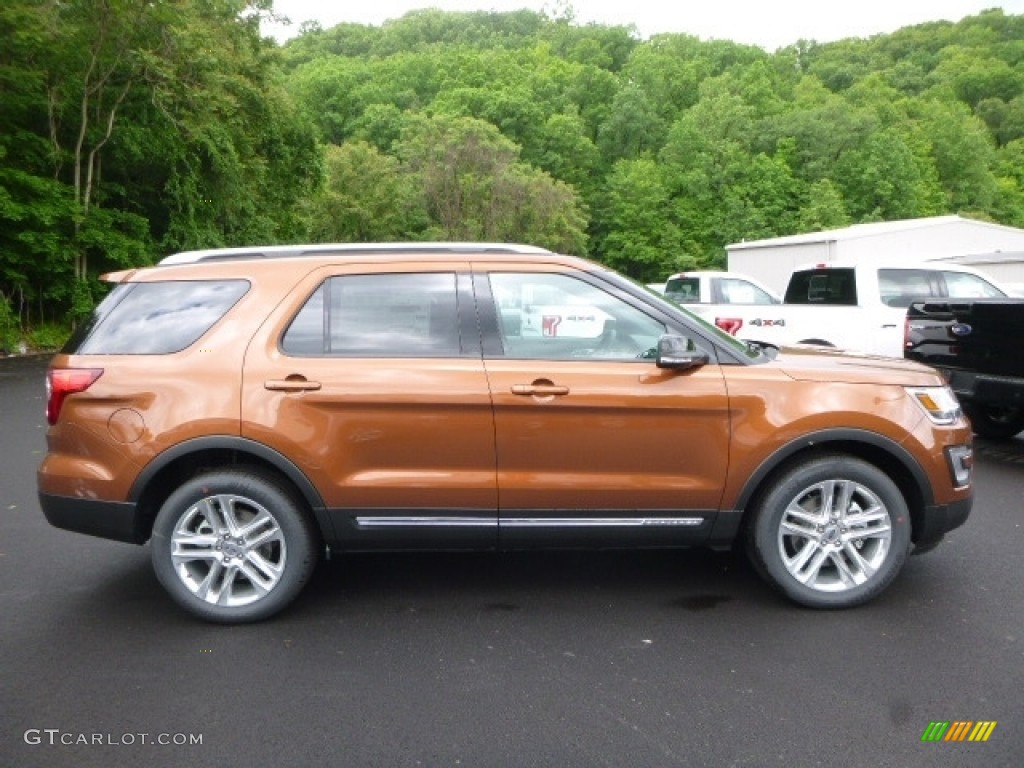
[912,495,973,554]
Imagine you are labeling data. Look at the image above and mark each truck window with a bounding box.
[719,278,778,305]
[941,270,1006,299]
[877,268,1006,306]
[664,277,699,302]
[784,269,857,305]
[877,269,937,307]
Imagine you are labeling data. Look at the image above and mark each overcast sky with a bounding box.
[264,0,1024,50]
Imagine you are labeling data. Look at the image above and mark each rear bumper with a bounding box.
[943,368,1024,406]
[912,495,973,554]
[39,492,140,544]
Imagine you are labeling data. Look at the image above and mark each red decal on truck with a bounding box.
[542,315,562,337]
[715,317,744,335]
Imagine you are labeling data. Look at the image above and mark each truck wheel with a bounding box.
[963,403,1024,439]
[746,455,910,608]
[150,470,318,623]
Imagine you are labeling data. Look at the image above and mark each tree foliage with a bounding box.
[4,3,1024,338]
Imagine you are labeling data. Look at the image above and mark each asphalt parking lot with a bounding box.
[1,353,1021,767]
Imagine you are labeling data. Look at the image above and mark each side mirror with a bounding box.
[656,334,709,370]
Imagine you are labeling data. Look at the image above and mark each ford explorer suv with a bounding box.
[38,243,974,623]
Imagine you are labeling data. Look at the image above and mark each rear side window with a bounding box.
[877,269,935,307]
[281,273,461,357]
[784,269,857,305]
[877,268,1006,306]
[718,278,778,304]
[64,280,249,355]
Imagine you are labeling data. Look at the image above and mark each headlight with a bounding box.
[905,386,962,425]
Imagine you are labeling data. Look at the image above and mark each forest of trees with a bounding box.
[3,1,1024,347]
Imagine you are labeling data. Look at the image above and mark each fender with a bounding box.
[733,427,933,512]
[128,435,328,514]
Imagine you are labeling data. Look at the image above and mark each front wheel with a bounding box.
[746,455,910,608]
[151,470,318,623]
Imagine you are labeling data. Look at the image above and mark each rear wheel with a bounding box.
[151,470,318,623]
[747,455,910,608]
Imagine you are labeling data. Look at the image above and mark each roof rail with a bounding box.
[159,242,553,265]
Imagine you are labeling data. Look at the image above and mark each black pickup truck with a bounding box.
[905,298,1024,438]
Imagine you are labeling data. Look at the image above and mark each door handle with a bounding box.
[265,376,322,392]
[511,384,570,396]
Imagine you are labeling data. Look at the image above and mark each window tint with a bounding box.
[664,277,699,302]
[281,273,461,357]
[65,280,249,355]
[784,269,857,305]
[489,272,665,360]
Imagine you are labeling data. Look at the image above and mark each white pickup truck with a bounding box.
[661,270,781,305]
[681,262,1008,357]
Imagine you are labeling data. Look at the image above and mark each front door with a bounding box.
[477,267,732,548]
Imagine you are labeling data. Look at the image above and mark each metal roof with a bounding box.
[725,215,1024,251]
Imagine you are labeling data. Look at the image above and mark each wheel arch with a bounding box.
[734,429,932,545]
[128,436,330,544]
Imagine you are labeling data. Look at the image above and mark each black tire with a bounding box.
[963,403,1024,440]
[746,455,911,608]
[151,470,318,623]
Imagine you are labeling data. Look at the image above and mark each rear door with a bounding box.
[475,264,732,548]
[241,263,498,549]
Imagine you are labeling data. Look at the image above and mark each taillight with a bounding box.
[46,368,103,425]
[715,317,743,335]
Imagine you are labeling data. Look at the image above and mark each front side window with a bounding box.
[281,273,461,357]
[65,280,249,355]
[941,270,1006,299]
[489,272,665,360]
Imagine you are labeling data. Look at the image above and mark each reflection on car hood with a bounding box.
[772,344,941,386]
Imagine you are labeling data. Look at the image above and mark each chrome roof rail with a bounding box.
[159,242,553,265]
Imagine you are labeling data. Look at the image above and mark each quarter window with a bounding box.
[65,280,249,355]
[281,273,461,357]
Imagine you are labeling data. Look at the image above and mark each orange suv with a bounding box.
[38,243,974,622]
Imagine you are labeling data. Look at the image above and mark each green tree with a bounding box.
[395,114,587,252]
[596,157,684,280]
[306,142,424,241]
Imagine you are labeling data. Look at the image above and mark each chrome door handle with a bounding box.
[510,384,569,396]
[265,377,322,392]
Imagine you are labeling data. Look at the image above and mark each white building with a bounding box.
[726,215,1024,295]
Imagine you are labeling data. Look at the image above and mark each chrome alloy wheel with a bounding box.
[170,494,287,607]
[776,479,892,593]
